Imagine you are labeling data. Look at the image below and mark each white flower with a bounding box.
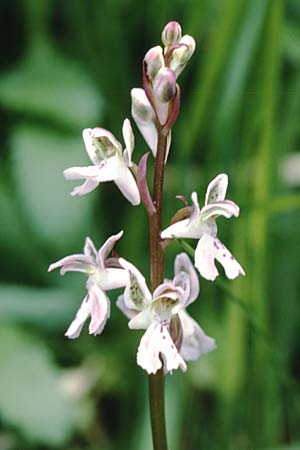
[48,231,128,339]
[63,119,140,206]
[161,174,245,281]
[117,253,215,374]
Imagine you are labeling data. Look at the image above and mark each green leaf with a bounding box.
[10,124,95,249]
[0,326,84,446]
[0,285,81,331]
[0,42,102,129]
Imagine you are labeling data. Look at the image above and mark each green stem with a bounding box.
[148,128,169,450]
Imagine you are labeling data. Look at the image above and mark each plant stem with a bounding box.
[148,127,169,450]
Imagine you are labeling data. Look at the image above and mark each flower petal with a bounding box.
[93,268,129,290]
[136,322,187,374]
[84,237,98,260]
[174,253,199,305]
[82,128,122,165]
[194,234,219,281]
[64,165,105,180]
[114,164,141,205]
[69,179,99,196]
[131,88,158,156]
[161,217,204,240]
[97,231,124,270]
[65,293,91,339]
[119,258,152,311]
[48,254,92,275]
[88,286,110,336]
[195,234,245,280]
[128,309,153,329]
[122,118,135,167]
[179,310,216,361]
[200,200,239,221]
[205,173,228,205]
[116,294,138,320]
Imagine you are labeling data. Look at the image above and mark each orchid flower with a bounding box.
[117,253,215,374]
[48,231,128,339]
[161,174,245,281]
[63,119,141,206]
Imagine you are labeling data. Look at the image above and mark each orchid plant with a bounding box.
[49,21,245,450]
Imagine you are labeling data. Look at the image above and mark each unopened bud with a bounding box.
[144,46,164,80]
[162,21,182,47]
[170,35,196,76]
[153,68,176,103]
[131,88,155,122]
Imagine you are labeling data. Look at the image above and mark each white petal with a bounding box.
[65,293,91,339]
[115,164,141,206]
[84,237,98,259]
[116,294,138,320]
[137,323,187,374]
[195,234,245,281]
[92,127,123,153]
[48,254,91,275]
[82,127,122,165]
[161,218,204,239]
[189,192,200,222]
[174,253,199,305]
[131,88,158,156]
[179,310,216,361]
[64,165,105,180]
[129,309,153,329]
[97,231,123,270]
[200,200,239,221]
[122,118,134,167]
[82,128,102,165]
[70,179,99,196]
[119,258,152,311]
[95,268,129,290]
[205,174,228,205]
[88,286,110,336]
[194,234,219,281]
[214,239,246,280]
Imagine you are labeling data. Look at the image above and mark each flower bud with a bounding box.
[131,88,155,122]
[170,35,196,76]
[162,21,182,47]
[153,68,176,103]
[144,46,164,80]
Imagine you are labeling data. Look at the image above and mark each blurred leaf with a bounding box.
[0,285,80,331]
[0,42,102,129]
[10,124,95,250]
[0,326,84,446]
[261,445,300,450]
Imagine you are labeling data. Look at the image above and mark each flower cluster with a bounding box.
[49,21,245,375]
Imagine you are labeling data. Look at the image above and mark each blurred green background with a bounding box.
[0,0,299,449]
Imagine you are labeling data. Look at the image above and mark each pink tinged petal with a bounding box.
[137,323,187,374]
[70,179,99,197]
[84,237,97,260]
[190,192,201,219]
[179,310,216,361]
[161,217,204,240]
[174,253,199,305]
[65,293,92,339]
[194,234,219,281]
[82,128,102,165]
[122,118,135,167]
[48,254,92,275]
[63,166,105,180]
[214,239,245,280]
[96,268,129,290]
[92,127,123,152]
[88,286,110,336]
[200,200,240,221]
[131,88,158,157]
[205,173,228,205]
[116,295,138,320]
[114,164,141,206]
[97,231,124,270]
[119,258,152,311]
[195,234,245,281]
[129,309,153,330]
